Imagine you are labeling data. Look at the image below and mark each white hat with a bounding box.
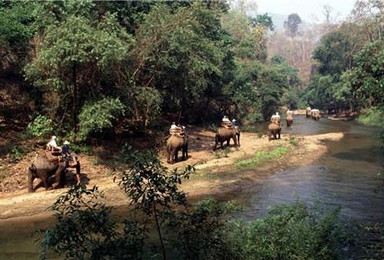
[52,135,56,139]
[63,141,70,145]
[232,119,236,122]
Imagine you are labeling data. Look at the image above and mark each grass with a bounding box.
[357,107,383,127]
[235,145,292,168]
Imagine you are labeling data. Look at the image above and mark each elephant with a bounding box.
[166,133,188,164]
[268,122,282,140]
[286,114,293,127]
[306,107,311,118]
[311,109,321,121]
[213,126,240,151]
[28,151,81,192]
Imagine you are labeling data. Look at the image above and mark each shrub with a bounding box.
[229,201,350,260]
[26,115,54,138]
[35,184,145,260]
[78,98,125,140]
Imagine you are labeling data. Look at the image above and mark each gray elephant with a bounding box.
[213,126,240,151]
[311,109,321,121]
[28,152,81,192]
[286,113,293,127]
[268,122,282,140]
[306,107,311,118]
[166,133,188,164]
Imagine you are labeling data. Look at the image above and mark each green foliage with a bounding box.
[36,184,145,260]
[26,114,54,138]
[78,98,125,139]
[235,145,292,168]
[357,107,384,127]
[117,149,195,259]
[168,197,240,260]
[230,201,349,260]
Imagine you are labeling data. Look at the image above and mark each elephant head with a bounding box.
[166,133,188,164]
[213,126,240,151]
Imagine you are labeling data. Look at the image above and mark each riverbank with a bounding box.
[0,130,344,221]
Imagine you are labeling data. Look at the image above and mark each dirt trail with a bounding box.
[0,129,344,221]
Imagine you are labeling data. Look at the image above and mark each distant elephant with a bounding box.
[268,122,282,140]
[311,109,321,121]
[286,114,293,127]
[213,126,240,151]
[28,152,81,192]
[306,107,311,118]
[167,134,188,164]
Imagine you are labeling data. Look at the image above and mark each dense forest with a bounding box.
[1,0,384,259]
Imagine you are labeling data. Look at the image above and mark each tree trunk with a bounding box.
[154,205,167,260]
[72,63,78,134]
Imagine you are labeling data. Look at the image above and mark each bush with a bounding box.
[78,98,125,140]
[357,107,384,127]
[230,201,350,260]
[26,115,54,138]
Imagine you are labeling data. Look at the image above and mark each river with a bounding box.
[1,115,383,259]
[240,115,384,223]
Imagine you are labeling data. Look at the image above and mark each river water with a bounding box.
[1,115,384,259]
[240,115,384,223]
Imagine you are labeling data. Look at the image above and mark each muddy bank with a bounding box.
[0,130,344,222]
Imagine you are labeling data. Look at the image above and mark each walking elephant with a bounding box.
[213,126,240,151]
[268,122,282,140]
[286,114,293,127]
[28,151,81,192]
[311,109,321,121]
[166,133,188,164]
[306,107,311,118]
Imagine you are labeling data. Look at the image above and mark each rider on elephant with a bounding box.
[221,115,232,128]
[270,112,280,124]
[61,140,77,165]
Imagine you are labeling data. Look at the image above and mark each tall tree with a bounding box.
[284,13,302,38]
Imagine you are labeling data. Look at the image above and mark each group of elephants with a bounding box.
[28,110,321,192]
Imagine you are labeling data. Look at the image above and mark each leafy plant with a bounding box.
[229,200,350,260]
[117,150,195,260]
[26,115,54,138]
[78,98,125,140]
[35,184,145,260]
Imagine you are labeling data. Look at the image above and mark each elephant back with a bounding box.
[218,126,236,135]
[268,122,281,130]
[32,151,60,171]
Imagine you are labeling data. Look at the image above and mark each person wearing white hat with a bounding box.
[46,136,58,151]
[61,140,77,165]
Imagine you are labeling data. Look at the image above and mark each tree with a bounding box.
[284,13,302,38]
[24,9,133,134]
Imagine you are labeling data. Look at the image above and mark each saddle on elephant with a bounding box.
[220,121,233,128]
[169,126,187,138]
[43,149,77,167]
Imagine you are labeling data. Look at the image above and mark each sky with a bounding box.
[255,0,357,22]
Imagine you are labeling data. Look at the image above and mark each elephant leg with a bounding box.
[43,175,52,190]
[75,162,81,184]
[28,166,35,192]
[53,166,65,189]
